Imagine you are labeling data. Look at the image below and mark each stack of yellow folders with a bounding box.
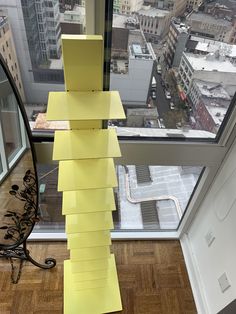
[46,35,126,313]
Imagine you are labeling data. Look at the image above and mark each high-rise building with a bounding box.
[186,0,202,11]
[0,0,64,103]
[0,13,25,101]
[21,0,61,61]
[144,0,187,17]
[119,0,144,15]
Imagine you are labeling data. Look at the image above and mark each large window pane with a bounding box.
[0,1,86,127]
[33,162,203,233]
[35,163,64,232]
[0,74,22,162]
[109,2,236,141]
[114,165,203,230]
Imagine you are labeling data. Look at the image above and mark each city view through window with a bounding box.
[109,0,236,139]
[0,0,234,233]
[0,0,234,139]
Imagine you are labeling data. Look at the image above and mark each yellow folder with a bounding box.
[67,231,111,249]
[53,129,121,161]
[58,158,117,191]
[66,212,113,233]
[46,91,125,121]
[62,188,116,215]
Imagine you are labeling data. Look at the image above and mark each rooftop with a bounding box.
[188,12,232,27]
[49,56,63,69]
[206,105,227,126]
[171,19,190,34]
[191,36,236,58]
[184,52,236,73]
[115,126,215,138]
[137,6,170,18]
[60,5,85,24]
[127,108,158,117]
[112,14,139,29]
[194,79,231,100]
[113,14,128,28]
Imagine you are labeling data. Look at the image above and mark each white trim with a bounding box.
[8,146,26,169]
[85,0,95,35]
[29,231,179,241]
[180,233,210,314]
[0,119,7,177]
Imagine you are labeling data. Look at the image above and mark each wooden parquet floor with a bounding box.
[0,241,197,314]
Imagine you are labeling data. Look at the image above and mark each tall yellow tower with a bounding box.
[46,35,125,313]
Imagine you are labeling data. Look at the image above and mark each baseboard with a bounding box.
[180,233,210,314]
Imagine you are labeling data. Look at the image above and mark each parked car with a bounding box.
[158,118,165,129]
[170,102,175,110]
[157,64,162,74]
[165,90,171,99]
[151,91,156,99]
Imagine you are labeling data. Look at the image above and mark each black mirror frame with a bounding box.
[0,55,56,283]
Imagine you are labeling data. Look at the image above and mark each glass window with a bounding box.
[0,156,2,174]
[33,162,203,233]
[0,93,22,163]
[114,165,203,230]
[109,2,236,141]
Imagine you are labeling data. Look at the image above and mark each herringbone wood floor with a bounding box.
[0,241,197,314]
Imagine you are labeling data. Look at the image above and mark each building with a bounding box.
[165,18,190,67]
[119,0,144,15]
[136,5,172,41]
[186,36,236,64]
[143,0,187,17]
[188,79,234,133]
[186,0,202,11]
[229,20,236,44]
[178,51,236,94]
[126,107,158,127]
[110,14,156,106]
[0,0,65,104]
[60,5,85,35]
[0,14,25,101]
[172,0,188,17]
[59,0,82,12]
[204,0,236,19]
[113,0,121,13]
[187,12,233,43]
[22,0,61,61]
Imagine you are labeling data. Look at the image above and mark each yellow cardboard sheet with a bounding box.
[64,254,122,314]
[67,231,111,249]
[66,211,113,233]
[46,91,125,121]
[58,158,117,191]
[62,188,116,215]
[53,129,120,160]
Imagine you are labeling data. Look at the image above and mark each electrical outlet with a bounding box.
[205,230,215,247]
[218,273,231,293]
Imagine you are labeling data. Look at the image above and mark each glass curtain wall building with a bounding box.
[0,0,235,239]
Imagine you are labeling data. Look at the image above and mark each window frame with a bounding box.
[31,0,236,240]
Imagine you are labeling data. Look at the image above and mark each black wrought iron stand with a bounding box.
[0,241,56,283]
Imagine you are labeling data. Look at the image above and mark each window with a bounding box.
[108,2,235,141]
[1,0,235,240]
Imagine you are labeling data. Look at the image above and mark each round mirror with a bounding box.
[0,56,55,282]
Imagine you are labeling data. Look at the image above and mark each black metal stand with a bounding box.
[0,240,56,283]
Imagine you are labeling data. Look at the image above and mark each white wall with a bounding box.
[182,138,236,313]
[110,58,153,106]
